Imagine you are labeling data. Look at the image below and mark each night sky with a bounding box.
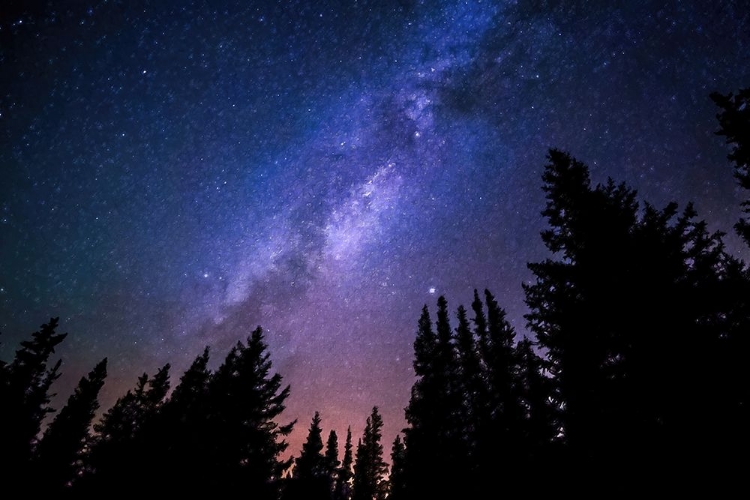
[2,0,749,459]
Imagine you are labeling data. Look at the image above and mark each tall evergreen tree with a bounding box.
[711,87,750,245]
[403,297,473,497]
[352,407,388,500]
[452,303,485,493]
[388,435,406,500]
[454,304,484,440]
[334,426,354,500]
[143,347,212,494]
[463,290,537,489]
[294,411,326,480]
[285,411,329,500]
[34,358,108,493]
[402,305,438,498]
[524,148,750,484]
[325,429,340,492]
[168,346,211,413]
[0,317,67,486]
[200,326,295,497]
[80,363,171,491]
[481,290,525,472]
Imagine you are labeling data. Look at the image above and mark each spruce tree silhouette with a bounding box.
[523,148,750,489]
[34,358,108,493]
[404,292,537,497]
[711,87,750,246]
[402,305,440,498]
[402,298,468,499]
[284,411,329,500]
[352,407,388,500]
[452,303,484,492]
[387,435,406,500]
[294,411,326,480]
[454,303,484,435]
[200,326,295,498]
[0,317,66,487]
[478,289,526,483]
[150,346,212,494]
[334,426,354,500]
[79,363,170,492]
[76,327,296,496]
[325,429,340,495]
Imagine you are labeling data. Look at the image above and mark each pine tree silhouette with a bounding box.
[127,348,213,495]
[711,87,750,245]
[402,298,470,498]
[294,411,326,480]
[34,358,108,493]
[334,427,354,500]
[352,407,388,500]
[152,346,212,494]
[200,327,295,497]
[388,435,406,500]
[325,429,340,495]
[0,317,66,487]
[80,364,171,492]
[284,411,329,500]
[524,148,750,488]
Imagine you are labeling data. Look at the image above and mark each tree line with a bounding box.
[1,87,748,497]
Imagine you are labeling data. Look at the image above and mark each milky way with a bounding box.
[2,0,749,457]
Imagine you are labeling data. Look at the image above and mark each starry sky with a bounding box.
[2,0,749,459]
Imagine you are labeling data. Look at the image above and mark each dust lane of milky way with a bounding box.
[1,1,749,458]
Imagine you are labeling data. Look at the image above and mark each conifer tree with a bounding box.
[201,326,295,497]
[523,148,749,483]
[294,411,325,480]
[285,411,328,500]
[352,407,388,500]
[143,347,212,494]
[81,363,171,491]
[454,304,484,437]
[524,150,639,472]
[325,429,340,491]
[481,290,524,468]
[402,306,438,497]
[388,435,406,500]
[0,317,67,485]
[34,358,108,492]
[452,303,484,492]
[466,290,533,489]
[334,427,354,500]
[403,298,469,498]
[711,87,750,245]
[168,346,211,413]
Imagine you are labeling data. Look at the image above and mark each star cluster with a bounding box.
[2,0,749,456]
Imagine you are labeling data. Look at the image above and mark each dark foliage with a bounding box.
[334,427,354,500]
[352,406,388,500]
[0,317,66,488]
[34,358,108,493]
[284,411,330,500]
[523,148,750,488]
[402,291,553,496]
[711,87,750,245]
[388,435,406,500]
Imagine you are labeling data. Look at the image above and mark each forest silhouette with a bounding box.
[1,87,749,497]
